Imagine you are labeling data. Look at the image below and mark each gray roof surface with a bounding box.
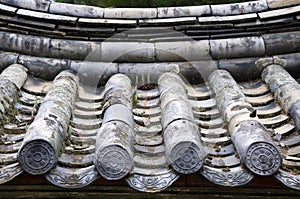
[0,0,299,193]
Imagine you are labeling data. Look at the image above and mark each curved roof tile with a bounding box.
[0,0,299,194]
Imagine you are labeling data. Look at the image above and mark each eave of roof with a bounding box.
[0,0,299,193]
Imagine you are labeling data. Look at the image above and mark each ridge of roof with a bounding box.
[0,0,299,18]
[0,0,298,42]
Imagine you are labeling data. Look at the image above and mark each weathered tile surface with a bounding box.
[49,2,104,18]
[211,0,268,15]
[0,0,50,12]
[155,40,210,61]
[17,9,78,24]
[157,5,210,18]
[0,0,299,193]
[267,0,300,9]
[104,8,157,19]
[210,36,265,59]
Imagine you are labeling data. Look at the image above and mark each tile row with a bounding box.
[1,51,299,85]
[0,1,298,41]
[0,57,300,192]
[0,31,299,63]
[0,0,299,19]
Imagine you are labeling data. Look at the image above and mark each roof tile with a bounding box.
[259,5,300,19]
[49,2,104,18]
[104,8,157,19]
[211,0,268,15]
[157,5,210,18]
[266,0,300,9]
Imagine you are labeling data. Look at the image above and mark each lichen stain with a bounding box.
[35,1,48,10]
[242,37,256,48]
[230,4,245,14]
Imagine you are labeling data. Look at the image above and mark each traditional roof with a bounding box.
[0,0,299,194]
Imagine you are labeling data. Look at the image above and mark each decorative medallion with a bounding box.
[18,140,55,175]
[170,144,204,174]
[246,142,281,176]
[95,145,133,180]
